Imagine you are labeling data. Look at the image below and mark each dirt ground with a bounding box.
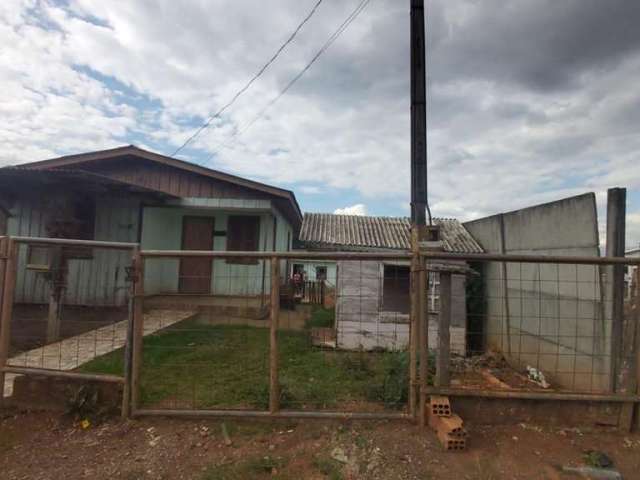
[2,408,640,480]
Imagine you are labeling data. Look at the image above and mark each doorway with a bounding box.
[179,216,214,294]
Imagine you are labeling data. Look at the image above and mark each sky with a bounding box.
[1,0,639,249]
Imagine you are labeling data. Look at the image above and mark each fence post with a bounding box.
[409,229,421,420]
[0,238,18,407]
[269,257,280,414]
[418,256,429,428]
[121,246,138,419]
[435,271,451,387]
[634,267,640,431]
[130,249,145,413]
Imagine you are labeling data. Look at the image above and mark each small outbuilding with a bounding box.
[297,213,483,353]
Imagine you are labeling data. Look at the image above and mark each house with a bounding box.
[297,213,484,353]
[0,145,302,310]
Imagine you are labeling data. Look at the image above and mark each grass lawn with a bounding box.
[80,318,410,411]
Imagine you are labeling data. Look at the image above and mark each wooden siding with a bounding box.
[78,157,271,200]
[8,195,140,307]
[335,260,467,353]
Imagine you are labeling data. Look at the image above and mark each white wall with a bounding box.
[464,193,606,391]
[335,259,466,354]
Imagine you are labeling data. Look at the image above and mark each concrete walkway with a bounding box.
[3,309,195,397]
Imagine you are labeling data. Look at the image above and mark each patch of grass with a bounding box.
[80,321,410,410]
[200,456,288,480]
[313,456,344,480]
[306,306,335,328]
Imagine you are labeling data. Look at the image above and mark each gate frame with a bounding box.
[0,236,138,415]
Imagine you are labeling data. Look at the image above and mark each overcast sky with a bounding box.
[1,0,639,249]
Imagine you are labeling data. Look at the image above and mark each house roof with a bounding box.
[15,145,302,227]
[299,213,484,253]
[0,167,175,199]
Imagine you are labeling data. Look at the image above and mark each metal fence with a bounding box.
[0,236,137,413]
[1,236,640,425]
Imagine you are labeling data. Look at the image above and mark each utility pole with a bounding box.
[409,0,429,423]
[410,0,428,226]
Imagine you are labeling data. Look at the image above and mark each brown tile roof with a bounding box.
[300,213,483,253]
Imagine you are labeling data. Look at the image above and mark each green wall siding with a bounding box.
[141,201,294,297]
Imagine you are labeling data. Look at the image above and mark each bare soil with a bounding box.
[2,408,640,480]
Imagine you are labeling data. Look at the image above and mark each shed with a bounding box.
[297,213,483,353]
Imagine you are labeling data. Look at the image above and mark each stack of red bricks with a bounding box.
[427,396,468,451]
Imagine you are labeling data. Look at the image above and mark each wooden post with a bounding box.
[499,214,512,356]
[269,257,280,414]
[409,229,420,420]
[606,188,626,391]
[130,250,145,412]
[0,237,6,332]
[418,257,429,428]
[46,246,64,343]
[435,271,451,387]
[634,266,640,431]
[121,247,138,419]
[0,239,18,407]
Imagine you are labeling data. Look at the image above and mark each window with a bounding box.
[316,266,327,281]
[382,264,410,314]
[226,215,260,264]
[0,208,7,235]
[428,272,440,313]
[27,245,51,271]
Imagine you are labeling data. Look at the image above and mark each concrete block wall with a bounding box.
[464,193,609,392]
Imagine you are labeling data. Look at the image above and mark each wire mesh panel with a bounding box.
[442,258,638,396]
[276,258,411,413]
[132,255,272,411]
[3,242,134,399]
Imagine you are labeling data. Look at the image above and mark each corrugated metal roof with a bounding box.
[300,213,483,253]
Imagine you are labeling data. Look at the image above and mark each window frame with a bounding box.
[225,215,261,265]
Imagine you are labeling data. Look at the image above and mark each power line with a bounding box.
[170,0,325,157]
[205,0,372,162]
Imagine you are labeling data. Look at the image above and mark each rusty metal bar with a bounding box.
[269,257,280,414]
[121,247,139,419]
[2,366,124,384]
[133,408,410,420]
[12,236,137,250]
[139,249,640,265]
[130,250,145,410]
[424,387,640,403]
[141,250,412,260]
[0,239,18,407]
[420,251,640,266]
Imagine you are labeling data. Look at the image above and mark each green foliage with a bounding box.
[313,456,344,480]
[306,306,335,328]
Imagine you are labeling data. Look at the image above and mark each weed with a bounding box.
[306,306,335,329]
[313,456,344,480]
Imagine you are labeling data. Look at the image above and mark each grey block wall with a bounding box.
[464,193,607,391]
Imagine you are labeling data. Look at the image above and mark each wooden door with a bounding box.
[179,216,214,294]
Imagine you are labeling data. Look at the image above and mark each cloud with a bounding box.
[334,204,367,216]
[0,0,638,247]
